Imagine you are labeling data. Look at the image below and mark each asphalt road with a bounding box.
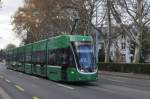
[0,62,150,99]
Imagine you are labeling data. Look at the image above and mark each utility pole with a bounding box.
[95,0,99,63]
[71,18,79,35]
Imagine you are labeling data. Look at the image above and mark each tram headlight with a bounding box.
[81,69,84,72]
[79,78,81,80]
[71,71,75,74]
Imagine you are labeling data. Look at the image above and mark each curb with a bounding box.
[99,71,150,80]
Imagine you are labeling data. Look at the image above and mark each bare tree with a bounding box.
[5,44,16,49]
[110,0,150,63]
[91,0,123,63]
[12,0,74,43]
[0,0,2,8]
[12,0,97,44]
[103,0,112,62]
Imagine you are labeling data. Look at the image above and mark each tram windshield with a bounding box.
[74,41,96,73]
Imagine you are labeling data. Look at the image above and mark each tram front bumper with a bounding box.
[67,68,98,82]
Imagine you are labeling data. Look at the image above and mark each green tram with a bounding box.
[6,35,98,82]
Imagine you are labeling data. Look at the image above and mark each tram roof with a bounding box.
[25,35,92,45]
[6,35,92,52]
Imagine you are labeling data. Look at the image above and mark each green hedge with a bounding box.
[98,63,150,75]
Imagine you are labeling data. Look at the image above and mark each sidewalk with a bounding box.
[99,71,150,80]
[0,87,12,99]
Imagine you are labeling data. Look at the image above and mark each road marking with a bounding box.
[90,86,116,94]
[33,96,40,99]
[114,76,129,79]
[48,86,51,88]
[9,70,12,72]
[0,87,12,99]
[5,79,11,83]
[14,85,25,92]
[56,83,74,90]
[107,79,125,83]
[0,75,4,79]
[31,76,39,80]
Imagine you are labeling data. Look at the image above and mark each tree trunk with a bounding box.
[104,0,111,63]
[114,40,121,62]
[133,0,143,63]
[133,45,141,63]
[104,41,110,62]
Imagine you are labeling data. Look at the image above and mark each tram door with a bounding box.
[61,49,69,80]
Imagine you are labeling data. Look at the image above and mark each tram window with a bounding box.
[42,51,46,62]
[8,54,10,61]
[13,54,16,62]
[48,49,56,65]
[48,50,52,65]
[55,49,63,66]
[18,53,24,62]
[5,53,7,60]
[12,54,14,61]
[47,48,76,67]
[18,54,21,62]
[25,53,32,63]
[7,53,10,61]
[15,54,19,62]
[9,54,12,61]
[15,54,17,61]
[32,51,46,64]
[32,52,35,62]
[12,53,14,61]
[48,48,67,66]
[16,54,18,61]
[52,48,69,66]
[52,50,57,65]
[60,48,75,67]
[61,48,69,66]
[10,54,12,61]
[69,52,76,67]
[32,52,37,63]
[18,53,21,62]
[73,41,96,72]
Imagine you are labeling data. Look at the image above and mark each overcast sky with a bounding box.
[0,0,23,49]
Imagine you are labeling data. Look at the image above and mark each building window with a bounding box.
[121,54,126,62]
[121,35,125,39]
[121,43,126,49]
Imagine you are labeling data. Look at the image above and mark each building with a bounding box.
[110,34,132,63]
[144,49,150,63]
[97,27,133,63]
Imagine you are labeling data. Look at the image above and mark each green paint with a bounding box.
[69,35,92,42]
[32,65,46,77]
[24,44,32,53]
[6,35,98,82]
[47,66,62,81]
[33,40,47,51]
[25,63,32,74]
[67,68,98,82]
